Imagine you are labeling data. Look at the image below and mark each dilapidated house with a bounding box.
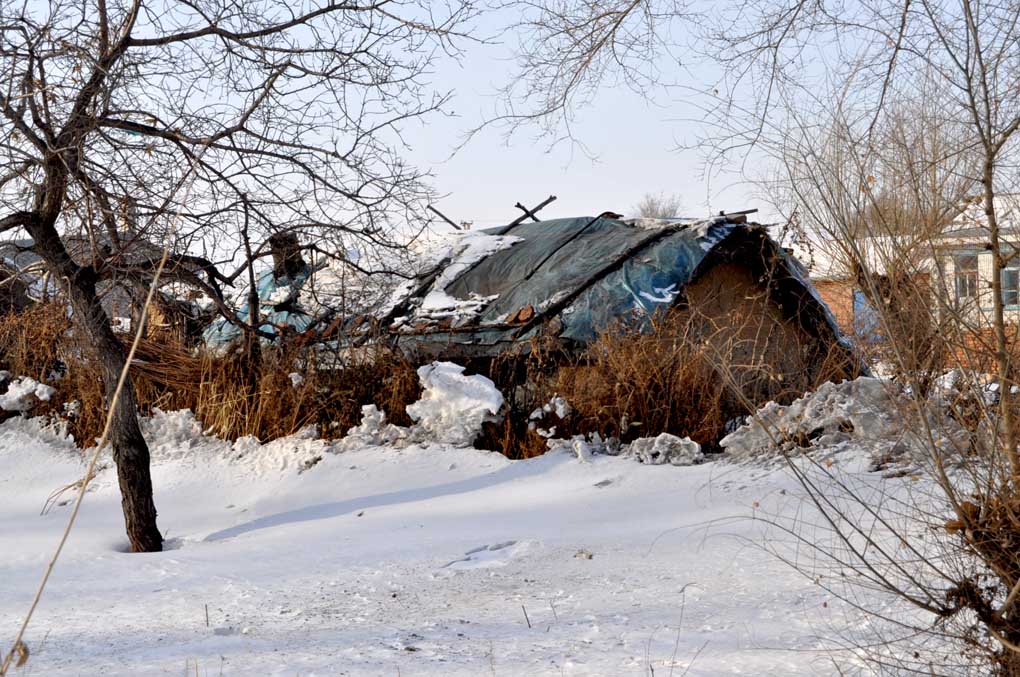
[206,213,858,405]
[382,212,859,398]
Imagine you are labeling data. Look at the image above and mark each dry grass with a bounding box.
[549,322,728,447]
[184,343,420,442]
[0,297,852,461]
[0,302,71,382]
[0,303,420,447]
[473,317,732,460]
[474,299,855,458]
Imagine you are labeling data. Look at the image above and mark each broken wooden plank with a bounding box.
[427,204,463,230]
[503,195,557,231]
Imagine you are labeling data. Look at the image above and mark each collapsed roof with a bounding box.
[383,213,848,357]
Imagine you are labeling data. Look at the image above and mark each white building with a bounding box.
[936,197,1020,326]
[792,196,1020,338]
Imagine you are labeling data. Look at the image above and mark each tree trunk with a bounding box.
[242,224,262,416]
[983,161,1020,484]
[69,270,162,552]
[32,229,163,552]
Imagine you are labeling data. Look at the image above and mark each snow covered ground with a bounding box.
[0,407,919,675]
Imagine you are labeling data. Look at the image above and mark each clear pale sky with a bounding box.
[401,12,768,232]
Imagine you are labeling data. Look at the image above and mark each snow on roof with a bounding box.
[406,230,523,324]
[939,195,1020,243]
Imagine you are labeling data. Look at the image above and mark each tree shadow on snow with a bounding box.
[203,452,569,542]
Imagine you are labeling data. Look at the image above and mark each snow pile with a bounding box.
[548,435,597,462]
[546,431,703,467]
[546,432,617,462]
[0,376,55,412]
[230,427,327,474]
[139,408,207,453]
[933,369,984,396]
[137,409,330,475]
[338,361,504,450]
[623,433,704,466]
[336,404,408,451]
[721,377,965,464]
[929,368,1010,404]
[406,362,504,447]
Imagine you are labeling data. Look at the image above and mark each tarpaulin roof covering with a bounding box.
[203,266,316,346]
[391,214,845,350]
[450,216,728,341]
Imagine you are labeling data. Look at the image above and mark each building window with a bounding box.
[852,289,882,343]
[1004,263,1020,306]
[954,253,978,300]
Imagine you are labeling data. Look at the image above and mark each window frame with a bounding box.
[953,252,979,301]
[1003,262,1020,307]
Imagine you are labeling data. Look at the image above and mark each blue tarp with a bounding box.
[203,267,315,345]
[434,215,844,346]
[853,289,883,343]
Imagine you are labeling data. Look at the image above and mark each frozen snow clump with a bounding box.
[720,376,965,463]
[0,376,55,412]
[406,362,504,447]
[337,405,408,451]
[623,433,703,466]
[530,395,571,421]
[546,432,621,462]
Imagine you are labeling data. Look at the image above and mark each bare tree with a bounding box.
[632,191,684,219]
[0,0,478,552]
[711,2,1020,671]
[486,1,693,146]
[505,0,1020,671]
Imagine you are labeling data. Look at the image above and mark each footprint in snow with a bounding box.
[443,540,531,570]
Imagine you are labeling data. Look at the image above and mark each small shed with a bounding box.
[382,213,859,400]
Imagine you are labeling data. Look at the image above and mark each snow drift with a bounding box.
[721,377,967,465]
[0,374,55,412]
